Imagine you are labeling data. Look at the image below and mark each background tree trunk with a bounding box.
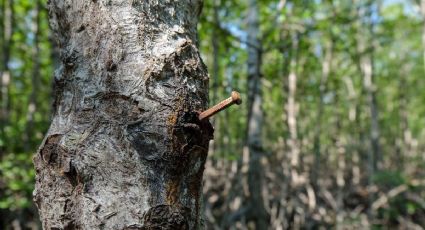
[356,0,381,221]
[0,0,13,155]
[209,0,220,157]
[421,0,425,71]
[33,1,212,229]
[244,0,268,229]
[25,0,41,152]
[286,31,300,188]
[312,36,333,186]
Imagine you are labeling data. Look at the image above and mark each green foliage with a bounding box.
[199,0,425,228]
[0,0,52,227]
[372,170,406,188]
[0,153,35,210]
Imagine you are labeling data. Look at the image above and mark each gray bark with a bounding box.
[209,0,220,155]
[0,0,13,154]
[396,63,411,170]
[25,0,41,152]
[355,0,380,171]
[245,0,268,228]
[356,0,380,219]
[421,0,425,72]
[33,1,212,229]
[367,2,381,173]
[313,37,333,185]
[287,32,300,185]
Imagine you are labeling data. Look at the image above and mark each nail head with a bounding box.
[231,91,242,105]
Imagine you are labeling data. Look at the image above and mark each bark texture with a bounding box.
[33,1,211,229]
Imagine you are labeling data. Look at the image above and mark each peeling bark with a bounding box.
[33,1,211,229]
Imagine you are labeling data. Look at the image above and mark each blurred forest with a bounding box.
[1,0,425,229]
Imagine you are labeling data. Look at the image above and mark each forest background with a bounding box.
[1,0,425,229]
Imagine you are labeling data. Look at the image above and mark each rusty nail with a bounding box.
[199,91,242,121]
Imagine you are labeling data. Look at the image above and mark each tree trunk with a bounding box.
[33,1,212,229]
[356,0,380,220]
[333,76,346,229]
[343,76,361,185]
[0,0,13,155]
[313,37,333,186]
[209,0,220,156]
[364,2,381,173]
[25,0,41,152]
[421,0,425,72]
[245,0,268,228]
[396,63,411,170]
[287,31,300,187]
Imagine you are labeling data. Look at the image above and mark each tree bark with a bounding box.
[33,1,212,229]
[25,0,41,152]
[396,63,411,170]
[245,0,268,228]
[209,0,220,156]
[356,0,380,220]
[421,0,425,72]
[312,37,333,186]
[365,2,381,173]
[0,0,13,155]
[286,31,300,186]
